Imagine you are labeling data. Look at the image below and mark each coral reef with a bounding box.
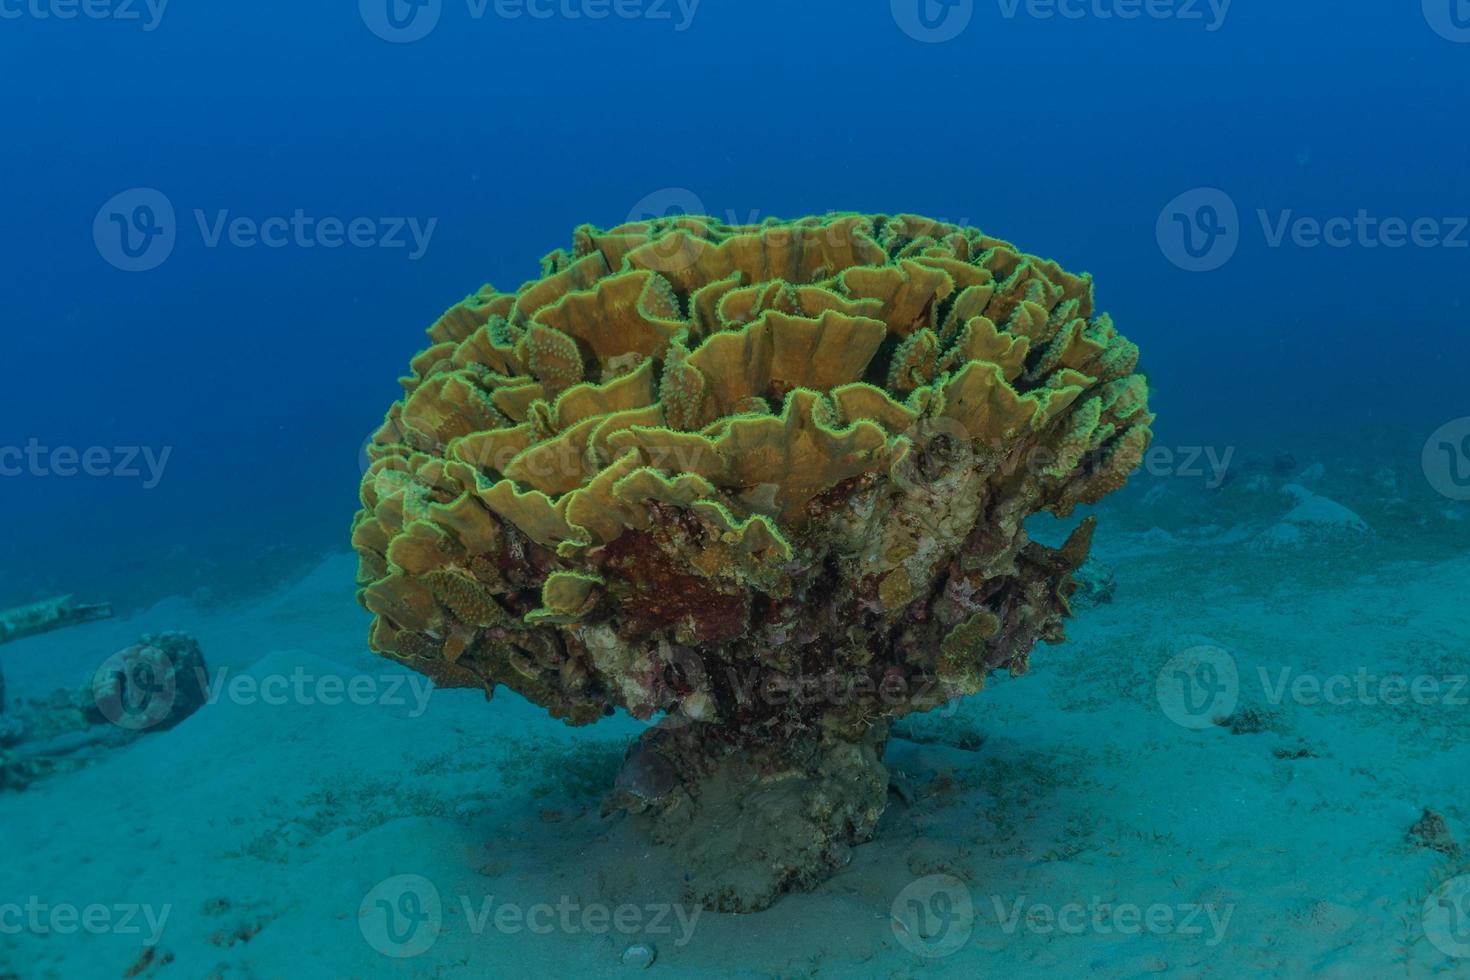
[352,212,1152,909]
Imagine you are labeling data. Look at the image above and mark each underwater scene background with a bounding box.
[3,1,1470,977]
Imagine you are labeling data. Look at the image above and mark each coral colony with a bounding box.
[352,213,1152,911]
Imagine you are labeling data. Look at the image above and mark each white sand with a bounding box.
[2,523,1468,978]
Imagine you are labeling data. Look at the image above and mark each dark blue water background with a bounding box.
[2,1,1466,603]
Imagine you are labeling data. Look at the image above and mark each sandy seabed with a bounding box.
[3,451,1470,979]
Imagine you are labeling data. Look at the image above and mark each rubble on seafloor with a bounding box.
[0,631,208,791]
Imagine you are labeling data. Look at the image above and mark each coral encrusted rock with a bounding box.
[352,212,1153,910]
[87,632,209,732]
[1408,808,1460,856]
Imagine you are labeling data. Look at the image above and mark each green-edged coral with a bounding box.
[352,212,1152,908]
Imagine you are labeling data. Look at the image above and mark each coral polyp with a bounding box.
[352,212,1152,910]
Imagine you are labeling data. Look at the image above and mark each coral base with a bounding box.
[609,720,890,913]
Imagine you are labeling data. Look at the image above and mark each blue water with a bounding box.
[4,3,1470,976]
[3,2,1467,603]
